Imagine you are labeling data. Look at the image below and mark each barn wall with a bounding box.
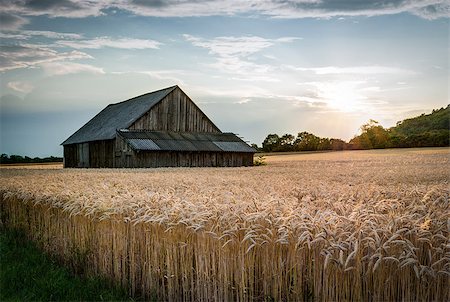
[114,138,253,168]
[122,152,252,168]
[67,136,253,168]
[129,87,221,133]
[63,144,77,168]
[89,140,115,168]
[63,140,115,168]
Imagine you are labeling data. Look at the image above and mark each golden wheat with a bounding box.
[1,148,449,301]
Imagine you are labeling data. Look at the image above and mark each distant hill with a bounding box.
[387,105,449,148]
[392,105,449,136]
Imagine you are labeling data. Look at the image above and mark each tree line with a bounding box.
[0,154,63,164]
[256,105,449,152]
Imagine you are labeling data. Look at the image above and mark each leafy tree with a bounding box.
[250,144,260,152]
[294,132,321,151]
[0,154,9,164]
[393,105,449,136]
[279,134,295,151]
[330,139,347,150]
[262,134,280,152]
[0,154,63,164]
[317,138,332,150]
[389,105,449,148]
[350,120,389,149]
[258,105,449,153]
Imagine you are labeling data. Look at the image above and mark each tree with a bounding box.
[250,144,260,152]
[330,139,347,150]
[0,154,9,164]
[278,134,295,151]
[294,132,321,151]
[262,134,280,152]
[350,120,389,149]
[317,138,332,150]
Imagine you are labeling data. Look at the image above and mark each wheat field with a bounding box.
[1,148,449,301]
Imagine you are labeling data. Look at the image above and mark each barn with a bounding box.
[61,85,255,168]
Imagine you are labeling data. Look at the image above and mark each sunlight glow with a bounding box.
[313,81,369,112]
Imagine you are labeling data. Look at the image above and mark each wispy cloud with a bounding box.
[111,70,187,85]
[0,0,106,18]
[0,44,92,72]
[0,30,82,40]
[286,65,417,75]
[297,80,388,112]
[41,61,105,76]
[184,34,298,80]
[183,34,299,57]
[0,11,28,30]
[7,80,34,93]
[56,37,162,49]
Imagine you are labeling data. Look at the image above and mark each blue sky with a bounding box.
[0,0,448,157]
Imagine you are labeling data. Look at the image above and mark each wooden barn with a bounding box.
[61,86,255,168]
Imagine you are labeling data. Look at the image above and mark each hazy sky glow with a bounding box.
[0,0,449,156]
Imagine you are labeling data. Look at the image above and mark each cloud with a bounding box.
[0,33,161,74]
[0,30,82,40]
[184,34,298,79]
[286,65,417,75]
[41,62,105,76]
[0,11,28,30]
[56,37,162,49]
[0,0,106,18]
[111,70,187,85]
[406,2,450,19]
[7,81,34,93]
[22,30,83,39]
[297,80,388,112]
[0,44,92,72]
[120,0,450,20]
[184,34,299,57]
[2,0,447,19]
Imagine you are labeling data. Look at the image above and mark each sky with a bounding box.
[0,0,449,157]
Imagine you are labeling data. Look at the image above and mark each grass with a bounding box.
[0,228,135,302]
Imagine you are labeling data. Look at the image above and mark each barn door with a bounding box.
[77,143,90,167]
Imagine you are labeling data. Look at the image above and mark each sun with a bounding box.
[316,81,368,112]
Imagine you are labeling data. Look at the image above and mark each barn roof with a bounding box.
[61,86,177,145]
[117,130,255,153]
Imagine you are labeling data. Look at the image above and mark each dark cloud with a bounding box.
[0,0,103,17]
[411,2,450,19]
[0,0,448,19]
[24,0,82,11]
[260,0,450,19]
[124,0,449,19]
[130,0,171,8]
[0,11,28,30]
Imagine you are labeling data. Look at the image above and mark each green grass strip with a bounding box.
[0,228,135,302]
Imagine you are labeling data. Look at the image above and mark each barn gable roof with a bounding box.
[61,86,177,145]
[117,130,255,153]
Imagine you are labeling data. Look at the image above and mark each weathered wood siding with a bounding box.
[129,87,221,133]
[63,140,114,168]
[89,140,115,168]
[114,135,252,167]
[63,144,77,168]
[115,151,253,168]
